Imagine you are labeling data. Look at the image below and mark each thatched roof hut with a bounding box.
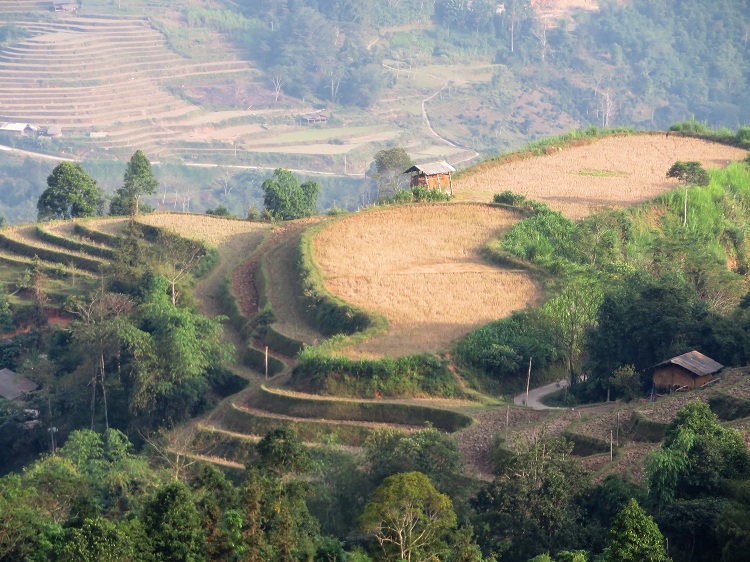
[652,350,723,391]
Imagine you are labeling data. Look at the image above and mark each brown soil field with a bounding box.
[454,135,748,219]
[313,204,540,358]
[136,213,268,246]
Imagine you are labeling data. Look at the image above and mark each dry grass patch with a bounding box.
[82,218,129,236]
[137,213,268,246]
[455,135,747,219]
[313,204,540,357]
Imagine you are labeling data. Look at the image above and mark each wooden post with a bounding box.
[616,412,620,446]
[525,357,532,407]
[684,185,688,226]
[505,404,510,441]
[265,346,268,380]
[449,173,453,196]
[610,430,613,461]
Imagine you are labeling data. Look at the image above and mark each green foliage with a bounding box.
[37,162,103,221]
[608,365,641,402]
[359,471,456,562]
[293,350,459,398]
[473,432,589,561]
[364,427,462,490]
[371,147,414,195]
[110,150,158,217]
[141,481,206,562]
[455,310,560,386]
[666,161,710,186]
[646,401,750,505]
[262,168,320,220]
[600,499,670,562]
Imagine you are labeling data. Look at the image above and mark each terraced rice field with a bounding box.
[455,135,748,219]
[0,13,254,155]
[313,204,540,358]
[136,213,269,246]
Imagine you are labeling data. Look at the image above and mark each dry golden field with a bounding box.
[81,218,129,236]
[313,204,540,358]
[137,213,269,246]
[454,135,748,219]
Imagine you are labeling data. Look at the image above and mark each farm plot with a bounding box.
[313,204,540,358]
[136,213,267,246]
[454,135,748,219]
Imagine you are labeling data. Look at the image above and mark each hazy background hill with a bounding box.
[0,0,748,222]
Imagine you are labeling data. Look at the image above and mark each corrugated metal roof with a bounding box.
[0,123,28,132]
[0,368,39,401]
[655,350,723,376]
[405,161,456,176]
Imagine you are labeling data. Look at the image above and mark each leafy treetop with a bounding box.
[37,162,102,221]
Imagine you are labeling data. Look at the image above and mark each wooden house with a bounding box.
[52,0,78,12]
[300,113,327,126]
[404,161,456,195]
[44,125,63,138]
[652,350,723,391]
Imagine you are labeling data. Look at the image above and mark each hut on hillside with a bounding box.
[52,0,78,12]
[300,113,328,126]
[652,350,723,391]
[0,123,37,136]
[404,161,456,195]
[44,125,63,138]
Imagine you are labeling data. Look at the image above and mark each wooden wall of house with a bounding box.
[410,173,452,191]
[653,365,712,389]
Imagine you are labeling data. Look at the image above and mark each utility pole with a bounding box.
[525,357,532,407]
[265,346,269,380]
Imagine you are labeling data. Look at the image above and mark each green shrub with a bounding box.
[494,191,527,206]
[708,393,750,421]
[292,350,459,398]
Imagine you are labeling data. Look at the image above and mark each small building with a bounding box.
[0,123,35,136]
[0,368,39,402]
[652,350,723,391]
[300,113,327,126]
[404,161,456,195]
[44,125,63,138]
[52,0,78,12]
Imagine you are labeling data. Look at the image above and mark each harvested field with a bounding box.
[455,135,747,219]
[82,218,129,236]
[137,213,268,246]
[313,204,540,357]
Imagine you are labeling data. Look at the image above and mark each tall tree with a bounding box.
[261,168,320,220]
[110,150,158,217]
[371,146,414,196]
[359,471,456,562]
[37,162,102,221]
[601,499,671,562]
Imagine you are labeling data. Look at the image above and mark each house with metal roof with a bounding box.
[652,350,723,391]
[404,161,456,194]
[0,368,39,402]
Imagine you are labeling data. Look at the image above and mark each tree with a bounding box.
[359,471,456,562]
[601,499,670,562]
[153,230,206,306]
[646,400,750,505]
[472,432,589,560]
[66,290,135,430]
[666,161,710,226]
[261,168,320,220]
[140,481,206,562]
[370,147,414,196]
[37,162,102,221]
[110,150,158,217]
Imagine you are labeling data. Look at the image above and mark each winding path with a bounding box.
[514,379,569,410]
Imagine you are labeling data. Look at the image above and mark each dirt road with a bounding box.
[514,379,569,410]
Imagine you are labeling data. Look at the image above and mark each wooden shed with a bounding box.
[300,113,327,126]
[404,161,456,195]
[652,350,723,391]
[52,0,78,12]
